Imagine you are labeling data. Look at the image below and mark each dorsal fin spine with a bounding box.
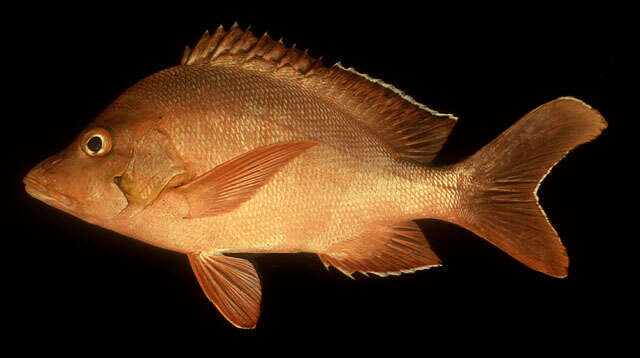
[304,58,324,77]
[230,27,256,55]
[181,46,192,65]
[294,50,313,73]
[263,40,287,62]
[204,26,226,62]
[243,33,270,62]
[181,24,459,163]
[188,30,210,64]
[277,45,300,69]
[212,25,243,60]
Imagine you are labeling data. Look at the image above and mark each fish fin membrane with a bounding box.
[457,97,607,278]
[177,141,317,218]
[182,23,457,164]
[188,252,261,329]
[318,221,441,278]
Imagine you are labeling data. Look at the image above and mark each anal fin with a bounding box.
[318,221,441,278]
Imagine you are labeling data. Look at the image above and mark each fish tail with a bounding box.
[454,97,606,277]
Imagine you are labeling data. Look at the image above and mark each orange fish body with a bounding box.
[111,64,458,255]
[24,24,607,329]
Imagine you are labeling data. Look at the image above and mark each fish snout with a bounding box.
[24,154,62,187]
[23,155,75,209]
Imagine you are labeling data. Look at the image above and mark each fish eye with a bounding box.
[87,136,103,153]
[82,128,112,157]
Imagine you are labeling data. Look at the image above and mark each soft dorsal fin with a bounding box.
[181,23,458,163]
[318,221,441,278]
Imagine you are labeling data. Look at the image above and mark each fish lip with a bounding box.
[23,175,75,209]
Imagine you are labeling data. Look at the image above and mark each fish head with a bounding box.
[23,98,150,225]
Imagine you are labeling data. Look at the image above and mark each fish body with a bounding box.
[108,63,458,256]
[24,24,607,329]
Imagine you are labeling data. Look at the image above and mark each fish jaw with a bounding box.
[24,174,76,211]
[23,157,77,214]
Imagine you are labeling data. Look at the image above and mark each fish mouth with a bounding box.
[23,176,75,210]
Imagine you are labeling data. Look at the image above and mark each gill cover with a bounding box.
[116,128,187,208]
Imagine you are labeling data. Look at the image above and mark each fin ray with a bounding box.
[181,24,457,164]
[318,221,441,278]
[188,252,261,329]
[176,141,317,218]
[455,97,607,277]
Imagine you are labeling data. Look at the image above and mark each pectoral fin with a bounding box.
[188,252,261,329]
[176,141,317,218]
[318,221,441,278]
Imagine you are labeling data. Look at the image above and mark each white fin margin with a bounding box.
[334,62,458,121]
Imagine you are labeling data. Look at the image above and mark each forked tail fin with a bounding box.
[457,97,607,277]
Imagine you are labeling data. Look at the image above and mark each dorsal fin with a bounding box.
[182,23,458,163]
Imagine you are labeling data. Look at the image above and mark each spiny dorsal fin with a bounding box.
[182,23,458,164]
[181,23,323,73]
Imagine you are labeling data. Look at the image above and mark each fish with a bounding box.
[23,23,607,329]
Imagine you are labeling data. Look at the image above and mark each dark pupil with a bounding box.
[87,136,103,153]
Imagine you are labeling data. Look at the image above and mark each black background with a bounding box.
[6,3,624,355]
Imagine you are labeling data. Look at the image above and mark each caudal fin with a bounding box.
[457,97,606,277]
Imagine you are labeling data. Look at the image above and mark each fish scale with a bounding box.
[24,24,606,329]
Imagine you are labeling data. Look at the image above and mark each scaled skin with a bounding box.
[26,62,462,255]
[23,25,606,328]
